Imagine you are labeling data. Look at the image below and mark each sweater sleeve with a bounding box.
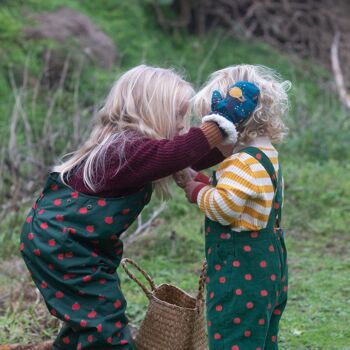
[192,147,226,171]
[196,156,258,226]
[104,124,223,192]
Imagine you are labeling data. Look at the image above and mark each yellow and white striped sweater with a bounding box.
[197,140,283,232]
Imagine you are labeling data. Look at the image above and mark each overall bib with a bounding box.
[20,172,152,350]
[205,147,288,350]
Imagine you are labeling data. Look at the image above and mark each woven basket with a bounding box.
[121,258,208,350]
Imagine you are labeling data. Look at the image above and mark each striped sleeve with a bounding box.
[196,156,259,226]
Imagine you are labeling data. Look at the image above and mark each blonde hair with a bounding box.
[54,65,194,199]
[192,64,291,144]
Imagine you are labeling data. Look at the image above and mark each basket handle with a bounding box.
[195,260,207,313]
[121,258,156,299]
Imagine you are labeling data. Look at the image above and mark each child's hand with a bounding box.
[185,180,206,203]
[211,81,260,125]
[173,168,198,189]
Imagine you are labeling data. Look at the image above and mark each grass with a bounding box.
[0,0,350,349]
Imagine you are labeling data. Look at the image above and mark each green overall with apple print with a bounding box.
[205,147,288,350]
[20,172,152,350]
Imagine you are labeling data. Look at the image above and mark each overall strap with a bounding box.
[240,146,282,229]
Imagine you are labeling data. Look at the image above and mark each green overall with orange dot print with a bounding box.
[20,172,152,350]
[205,147,288,350]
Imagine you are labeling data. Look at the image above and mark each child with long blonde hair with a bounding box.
[19,65,237,350]
[184,64,291,350]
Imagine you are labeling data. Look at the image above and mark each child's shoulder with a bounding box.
[218,146,279,173]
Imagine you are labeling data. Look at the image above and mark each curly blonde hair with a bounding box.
[192,64,291,144]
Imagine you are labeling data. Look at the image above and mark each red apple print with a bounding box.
[40,222,48,230]
[261,290,268,297]
[33,249,41,256]
[219,276,226,283]
[268,245,275,252]
[53,199,61,206]
[55,291,64,299]
[77,344,82,350]
[28,232,34,240]
[214,264,221,271]
[26,216,32,223]
[246,302,254,309]
[88,310,96,319]
[207,248,212,255]
[220,233,226,239]
[99,278,107,284]
[20,243,24,251]
[207,321,211,327]
[88,335,93,343]
[32,202,37,209]
[98,295,105,301]
[245,274,252,280]
[56,214,64,222]
[216,305,222,312]
[232,346,239,350]
[79,207,88,214]
[273,309,281,315]
[256,153,262,160]
[251,232,258,238]
[57,253,64,260]
[51,184,58,191]
[271,274,276,281]
[115,321,122,328]
[98,199,106,206]
[232,260,240,267]
[64,314,70,321]
[260,261,267,268]
[210,292,215,299]
[86,225,94,233]
[72,302,80,311]
[283,286,288,292]
[107,337,112,344]
[243,245,251,252]
[48,263,54,270]
[122,208,130,215]
[207,226,211,233]
[258,319,265,325]
[116,249,123,255]
[274,202,280,209]
[38,209,45,215]
[206,277,210,284]
[91,251,98,257]
[65,252,74,258]
[41,281,47,289]
[83,275,92,282]
[80,319,87,327]
[96,324,102,332]
[233,317,241,324]
[121,340,128,345]
[114,299,121,309]
[50,309,57,316]
[111,234,117,241]
[214,333,221,340]
[71,192,78,198]
[48,239,56,247]
[268,303,271,310]
[68,227,76,234]
[235,289,242,296]
[62,337,70,344]
[271,335,277,343]
[105,216,113,224]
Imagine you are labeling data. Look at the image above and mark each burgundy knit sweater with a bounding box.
[67,127,224,197]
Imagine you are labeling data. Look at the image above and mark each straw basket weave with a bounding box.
[121,258,208,350]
